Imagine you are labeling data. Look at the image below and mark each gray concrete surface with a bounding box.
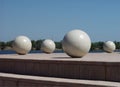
[0,52,120,62]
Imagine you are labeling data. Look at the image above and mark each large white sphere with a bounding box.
[41,39,56,54]
[103,41,116,53]
[62,29,91,58]
[12,36,32,55]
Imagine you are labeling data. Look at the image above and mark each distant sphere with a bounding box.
[41,39,56,53]
[62,29,91,58]
[103,41,116,53]
[12,36,32,55]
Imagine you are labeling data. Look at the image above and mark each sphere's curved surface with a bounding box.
[12,36,32,55]
[41,39,56,53]
[62,29,91,58]
[103,41,116,53]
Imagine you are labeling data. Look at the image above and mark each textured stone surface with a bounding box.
[0,53,120,82]
[0,73,120,87]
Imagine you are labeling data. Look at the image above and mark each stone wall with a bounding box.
[0,73,120,87]
[0,58,120,82]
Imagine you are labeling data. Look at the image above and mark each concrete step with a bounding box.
[0,72,120,87]
[0,53,120,82]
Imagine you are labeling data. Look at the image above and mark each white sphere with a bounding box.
[62,29,91,58]
[12,36,32,55]
[103,41,116,53]
[41,39,56,53]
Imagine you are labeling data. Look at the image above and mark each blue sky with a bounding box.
[0,0,120,42]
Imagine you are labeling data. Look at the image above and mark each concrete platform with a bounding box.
[0,53,120,82]
[0,72,120,87]
[0,52,120,62]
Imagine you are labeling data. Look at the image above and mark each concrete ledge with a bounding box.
[0,72,120,87]
[0,53,120,82]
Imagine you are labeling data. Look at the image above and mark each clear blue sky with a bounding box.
[0,0,120,42]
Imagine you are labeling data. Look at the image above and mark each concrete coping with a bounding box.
[0,53,120,63]
[0,52,120,60]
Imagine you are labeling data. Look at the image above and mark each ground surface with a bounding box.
[0,52,120,62]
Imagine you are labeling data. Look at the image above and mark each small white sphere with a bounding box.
[62,29,91,58]
[12,36,32,55]
[41,39,56,54]
[103,41,116,53]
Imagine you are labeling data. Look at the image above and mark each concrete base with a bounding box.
[0,72,120,87]
[0,53,120,82]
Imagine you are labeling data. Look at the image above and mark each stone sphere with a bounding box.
[103,41,116,53]
[12,36,32,55]
[62,29,91,58]
[41,39,56,54]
